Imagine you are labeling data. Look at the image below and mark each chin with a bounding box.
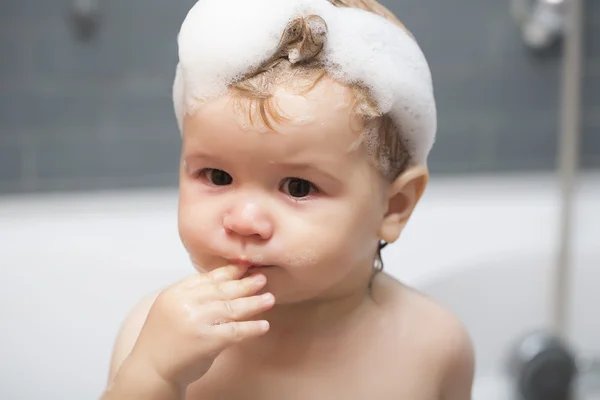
[242,264,276,276]
[249,269,300,304]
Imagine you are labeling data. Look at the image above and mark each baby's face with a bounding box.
[178,78,389,303]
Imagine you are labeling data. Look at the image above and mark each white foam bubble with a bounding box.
[321,7,436,163]
[173,0,436,164]
[283,248,318,267]
[250,254,266,264]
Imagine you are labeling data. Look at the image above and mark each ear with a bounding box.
[378,165,429,244]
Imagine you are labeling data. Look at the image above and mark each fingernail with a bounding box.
[261,293,274,304]
[259,320,270,331]
[252,274,266,285]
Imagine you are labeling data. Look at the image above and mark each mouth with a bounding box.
[229,259,274,270]
[247,264,274,270]
[229,261,275,279]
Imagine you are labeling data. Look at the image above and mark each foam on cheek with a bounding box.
[251,254,266,264]
[283,248,318,267]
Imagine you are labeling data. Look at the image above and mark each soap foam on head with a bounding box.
[176,0,328,105]
[174,0,437,164]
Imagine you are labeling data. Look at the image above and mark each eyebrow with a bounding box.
[185,152,341,181]
[182,150,217,161]
[276,161,342,183]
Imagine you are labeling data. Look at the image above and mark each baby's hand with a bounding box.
[129,265,274,388]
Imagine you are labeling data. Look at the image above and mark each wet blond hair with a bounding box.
[228,0,413,180]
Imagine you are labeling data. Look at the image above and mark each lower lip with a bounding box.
[248,265,273,269]
[230,261,274,270]
[241,265,273,278]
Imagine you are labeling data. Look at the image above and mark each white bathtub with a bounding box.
[1,172,598,400]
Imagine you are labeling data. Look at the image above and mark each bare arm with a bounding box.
[102,354,185,400]
[100,291,184,400]
[439,319,475,400]
[99,265,273,400]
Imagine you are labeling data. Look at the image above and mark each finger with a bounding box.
[207,264,249,283]
[212,320,270,343]
[207,293,275,323]
[181,264,249,288]
[200,273,267,302]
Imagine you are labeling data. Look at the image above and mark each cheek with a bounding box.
[281,248,319,267]
[280,201,379,272]
[178,194,225,263]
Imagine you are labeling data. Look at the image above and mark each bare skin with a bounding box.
[102,77,474,399]
[103,271,473,400]
[102,264,276,400]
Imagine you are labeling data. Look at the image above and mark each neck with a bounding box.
[236,270,377,366]
[265,285,371,333]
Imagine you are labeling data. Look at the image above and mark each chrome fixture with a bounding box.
[510,0,567,50]
[508,331,578,400]
[508,0,587,398]
[69,0,101,41]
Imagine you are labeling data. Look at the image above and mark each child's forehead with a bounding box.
[186,78,362,140]
[273,78,357,122]
[182,85,368,166]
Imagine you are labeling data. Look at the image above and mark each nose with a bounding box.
[222,201,274,240]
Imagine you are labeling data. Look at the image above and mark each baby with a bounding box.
[101,0,475,399]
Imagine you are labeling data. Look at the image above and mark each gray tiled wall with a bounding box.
[0,0,598,194]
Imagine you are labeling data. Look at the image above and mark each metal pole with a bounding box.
[554,0,584,338]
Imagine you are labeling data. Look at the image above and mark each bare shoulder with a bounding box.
[106,290,161,384]
[404,288,475,399]
[373,273,475,399]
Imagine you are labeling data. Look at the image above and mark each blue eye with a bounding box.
[199,169,232,186]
